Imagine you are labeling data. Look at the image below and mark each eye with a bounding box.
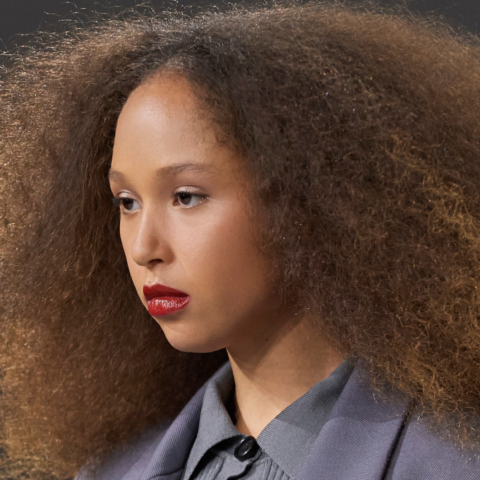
[173,189,208,208]
[112,196,140,214]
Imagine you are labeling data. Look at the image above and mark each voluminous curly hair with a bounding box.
[2,1,480,478]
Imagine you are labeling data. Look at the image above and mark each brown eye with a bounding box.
[173,190,207,208]
[112,197,140,213]
[121,198,137,210]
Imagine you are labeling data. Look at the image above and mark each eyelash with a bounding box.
[112,190,208,214]
[173,191,208,208]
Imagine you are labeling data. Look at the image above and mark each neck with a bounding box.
[226,312,348,438]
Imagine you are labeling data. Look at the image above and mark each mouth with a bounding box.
[143,283,190,317]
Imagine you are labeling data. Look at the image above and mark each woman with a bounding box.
[1,1,480,479]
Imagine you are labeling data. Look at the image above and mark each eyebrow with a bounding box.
[108,162,215,182]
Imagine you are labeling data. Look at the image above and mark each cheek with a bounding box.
[179,211,270,314]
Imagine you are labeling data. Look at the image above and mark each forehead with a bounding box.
[111,74,246,184]
[115,74,210,144]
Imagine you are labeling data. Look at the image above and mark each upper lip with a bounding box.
[143,283,189,300]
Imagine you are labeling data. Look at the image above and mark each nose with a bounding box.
[129,207,172,267]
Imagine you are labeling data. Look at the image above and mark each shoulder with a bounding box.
[386,407,480,480]
[74,420,173,480]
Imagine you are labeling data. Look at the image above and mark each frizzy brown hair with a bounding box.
[2,0,480,477]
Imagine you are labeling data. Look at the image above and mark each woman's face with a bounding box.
[110,74,289,354]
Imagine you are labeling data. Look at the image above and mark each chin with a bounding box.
[160,325,226,354]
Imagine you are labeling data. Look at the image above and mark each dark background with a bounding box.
[1,0,479,52]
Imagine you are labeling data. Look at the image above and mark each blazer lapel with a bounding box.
[140,381,208,480]
[295,367,413,480]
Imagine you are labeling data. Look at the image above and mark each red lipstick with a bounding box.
[143,284,190,317]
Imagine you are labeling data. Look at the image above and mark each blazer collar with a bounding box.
[139,379,206,480]
[295,367,413,480]
[140,362,231,480]
[140,362,412,480]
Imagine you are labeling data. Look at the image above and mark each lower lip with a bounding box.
[147,296,190,316]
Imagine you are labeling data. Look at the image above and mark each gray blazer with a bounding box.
[75,364,480,480]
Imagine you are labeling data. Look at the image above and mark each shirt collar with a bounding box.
[257,356,355,476]
[181,361,241,480]
[182,355,355,480]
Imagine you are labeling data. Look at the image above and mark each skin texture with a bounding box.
[111,74,346,436]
